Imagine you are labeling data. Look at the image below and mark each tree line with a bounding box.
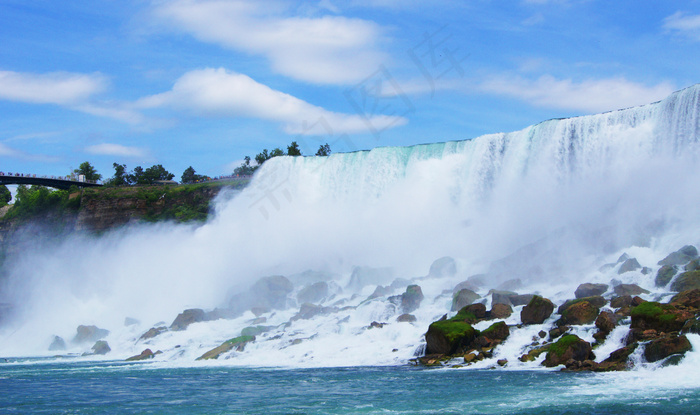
[233,141,331,175]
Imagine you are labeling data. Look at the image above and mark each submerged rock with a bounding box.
[658,245,698,266]
[520,296,554,325]
[670,270,700,292]
[72,325,109,344]
[451,288,479,311]
[542,335,592,367]
[170,309,208,331]
[574,283,608,299]
[196,335,255,360]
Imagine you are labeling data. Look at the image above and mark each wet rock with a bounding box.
[476,321,510,346]
[549,326,569,340]
[521,295,554,325]
[497,278,523,291]
[670,271,700,292]
[240,326,271,337]
[509,294,535,307]
[139,326,167,341]
[681,317,700,334]
[558,300,600,326]
[451,288,480,311]
[610,295,633,309]
[424,316,478,355]
[613,284,649,297]
[618,258,642,274]
[497,358,508,367]
[429,257,456,278]
[368,321,386,329]
[644,335,692,363]
[48,336,66,351]
[617,253,630,263]
[596,344,637,371]
[558,296,606,314]
[658,245,698,266]
[196,336,255,360]
[396,313,417,323]
[91,340,111,355]
[519,344,550,362]
[206,308,237,321]
[401,285,424,313]
[685,259,700,272]
[538,330,547,338]
[595,311,619,334]
[72,325,109,344]
[124,317,140,326]
[291,303,337,321]
[671,289,700,309]
[574,283,608,299]
[543,335,593,367]
[461,303,487,321]
[367,285,393,300]
[250,307,268,317]
[297,281,329,304]
[170,309,208,331]
[126,348,155,361]
[452,279,479,293]
[251,275,294,310]
[630,301,694,332]
[489,303,512,319]
[655,265,678,287]
[490,290,517,306]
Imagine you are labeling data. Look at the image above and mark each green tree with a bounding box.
[181,166,205,184]
[234,156,255,176]
[0,185,11,207]
[144,164,175,184]
[270,147,285,157]
[106,163,129,186]
[129,166,145,185]
[74,161,101,182]
[315,143,331,156]
[287,141,302,156]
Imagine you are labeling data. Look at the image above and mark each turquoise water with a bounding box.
[2,360,699,414]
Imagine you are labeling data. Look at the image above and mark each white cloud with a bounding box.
[663,11,700,41]
[137,67,407,134]
[0,71,107,105]
[151,0,386,84]
[479,75,676,113]
[0,142,59,162]
[85,143,149,158]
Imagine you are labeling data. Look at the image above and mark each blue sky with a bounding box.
[1,0,699,180]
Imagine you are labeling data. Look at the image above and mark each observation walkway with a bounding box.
[0,173,102,190]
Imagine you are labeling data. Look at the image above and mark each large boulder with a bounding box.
[613,284,649,297]
[596,344,637,371]
[543,335,593,367]
[290,303,336,321]
[451,289,479,311]
[91,340,111,355]
[251,275,294,310]
[671,289,700,309]
[670,271,700,292]
[658,245,699,266]
[425,312,478,355]
[139,326,167,341]
[630,301,694,332]
[297,282,329,304]
[72,325,109,344]
[574,283,608,299]
[347,267,394,291]
[429,257,457,278]
[610,295,633,309]
[170,308,208,331]
[644,335,692,363]
[618,258,642,274]
[196,336,255,360]
[401,285,424,313]
[452,279,479,293]
[558,300,600,326]
[558,296,606,314]
[595,311,619,334]
[656,265,678,287]
[521,295,554,325]
[489,303,513,319]
[396,313,417,323]
[476,321,509,346]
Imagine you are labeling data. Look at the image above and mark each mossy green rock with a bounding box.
[196,335,255,360]
[543,335,592,367]
[630,301,693,332]
[480,321,509,341]
[671,289,700,309]
[425,313,479,355]
[670,270,700,292]
[558,300,600,326]
[644,335,692,363]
